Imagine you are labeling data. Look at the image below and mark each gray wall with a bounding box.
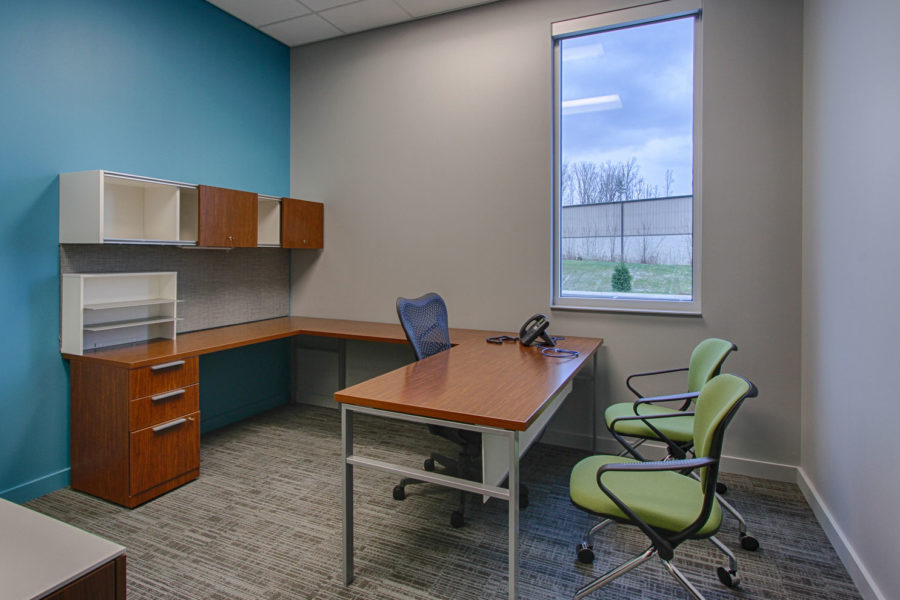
[288,0,803,478]
[802,0,900,598]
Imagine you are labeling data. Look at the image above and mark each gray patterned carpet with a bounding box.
[26,404,862,600]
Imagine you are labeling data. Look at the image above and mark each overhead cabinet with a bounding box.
[258,196,325,248]
[60,170,324,249]
[60,171,197,244]
[281,197,324,249]
[197,185,258,247]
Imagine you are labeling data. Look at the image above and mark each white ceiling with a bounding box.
[205,0,499,47]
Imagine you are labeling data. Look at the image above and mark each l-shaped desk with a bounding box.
[63,315,603,599]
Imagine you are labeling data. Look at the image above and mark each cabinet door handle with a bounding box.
[151,389,185,402]
[151,360,185,372]
[152,417,189,433]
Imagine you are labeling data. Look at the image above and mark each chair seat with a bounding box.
[569,455,722,537]
[604,402,694,443]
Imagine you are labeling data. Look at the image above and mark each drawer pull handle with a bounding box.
[151,389,185,402]
[151,360,185,372]
[152,417,189,433]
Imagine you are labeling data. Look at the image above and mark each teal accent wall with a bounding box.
[199,339,292,434]
[0,0,290,502]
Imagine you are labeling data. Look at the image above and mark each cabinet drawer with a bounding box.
[129,356,198,399]
[129,384,199,432]
[130,411,200,496]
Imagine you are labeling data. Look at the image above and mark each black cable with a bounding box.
[485,335,579,358]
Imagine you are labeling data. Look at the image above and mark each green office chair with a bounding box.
[600,338,757,552]
[569,374,758,600]
[605,338,736,462]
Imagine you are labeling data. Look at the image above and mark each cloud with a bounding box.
[558,16,695,196]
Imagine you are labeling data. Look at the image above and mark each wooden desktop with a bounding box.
[63,316,593,507]
[63,315,602,599]
[334,329,602,600]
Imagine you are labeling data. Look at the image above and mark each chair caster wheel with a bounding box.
[740,534,759,551]
[392,485,406,501]
[424,458,436,471]
[716,567,740,588]
[450,511,465,528]
[576,542,594,564]
[716,482,728,494]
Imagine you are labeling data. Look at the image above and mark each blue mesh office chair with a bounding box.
[392,293,482,528]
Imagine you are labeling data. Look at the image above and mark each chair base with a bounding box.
[574,537,740,600]
[394,450,476,528]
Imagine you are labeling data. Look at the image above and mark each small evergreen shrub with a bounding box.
[611,262,632,292]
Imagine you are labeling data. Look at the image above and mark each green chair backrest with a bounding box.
[692,374,752,488]
[686,338,737,393]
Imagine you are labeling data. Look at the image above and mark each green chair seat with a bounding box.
[570,455,722,537]
[604,402,694,443]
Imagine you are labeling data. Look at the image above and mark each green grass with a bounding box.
[561,260,692,295]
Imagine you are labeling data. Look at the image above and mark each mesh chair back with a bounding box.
[686,338,737,393]
[396,293,451,360]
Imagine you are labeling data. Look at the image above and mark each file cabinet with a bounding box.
[69,355,200,508]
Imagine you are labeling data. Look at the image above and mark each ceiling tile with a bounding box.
[320,0,410,34]
[208,0,310,28]
[298,0,360,11]
[393,0,496,19]
[261,13,344,46]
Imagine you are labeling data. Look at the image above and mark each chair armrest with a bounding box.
[598,457,715,475]
[595,457,717,560]
[626,367,689,399]
[608,411,695,459]
[633,391,699,414]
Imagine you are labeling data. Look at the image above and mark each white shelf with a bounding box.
[83,316,176,332]
[84,298,175,310]
[62,272,178,355]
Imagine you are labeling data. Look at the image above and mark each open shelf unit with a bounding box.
[258,194,281,246]
[62,272,178,355]
[60,171,198,245]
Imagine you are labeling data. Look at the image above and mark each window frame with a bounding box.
[551,0,703,316]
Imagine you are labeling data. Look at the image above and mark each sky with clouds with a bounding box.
[560,16,694,197]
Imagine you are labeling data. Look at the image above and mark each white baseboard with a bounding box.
[540,429,798,482]
[796,469,886,600]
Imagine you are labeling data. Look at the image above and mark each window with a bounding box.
[552,1,702,314]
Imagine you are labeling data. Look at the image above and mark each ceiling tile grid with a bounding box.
[206,0,499,46]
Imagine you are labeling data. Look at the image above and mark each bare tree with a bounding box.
[572,161,602,204]
[565,158,664,204]
[560,162,576,206]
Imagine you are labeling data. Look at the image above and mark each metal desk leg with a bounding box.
[508,431,520,600]
[342,405,354,585]
[337,339,347,390]
[592,351,598,454]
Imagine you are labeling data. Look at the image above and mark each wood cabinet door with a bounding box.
[281,197,323,249]
[197,185,257,247]
[130,411,200,495]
